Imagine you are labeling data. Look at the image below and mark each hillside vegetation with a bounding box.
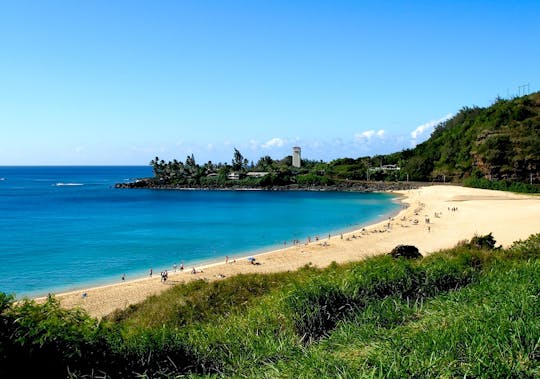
[1,234,539,377]
[129,92,540,192]
[386,92,540,183]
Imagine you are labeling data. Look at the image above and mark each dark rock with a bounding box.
[115,178,423,192]
[388,245,422,259]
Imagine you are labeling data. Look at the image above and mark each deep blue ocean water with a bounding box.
[0,166,400,297]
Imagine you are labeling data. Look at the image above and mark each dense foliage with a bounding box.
[146,151,330,188]
[463,177,540,193]
[2,234,539,378]
[384,92,540,183]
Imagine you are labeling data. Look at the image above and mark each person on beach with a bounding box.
[149,268,153,277]
[121,273,125,281]
[225,256,229,264]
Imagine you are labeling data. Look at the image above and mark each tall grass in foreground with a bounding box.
[264,259,539,378]
[286,252,481,342]
[0,234,538,378]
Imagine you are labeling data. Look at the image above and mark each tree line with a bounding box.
[145,92,539,190]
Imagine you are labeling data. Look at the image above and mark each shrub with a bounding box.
[505,233,540,259]
[469,233,498,250]
[388,245,422,259]
[463,177,540,193]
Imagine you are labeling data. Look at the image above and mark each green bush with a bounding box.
[0,296,109,377]
[464,177,540,193]
[469,232,498,249]
[296,173,334,186]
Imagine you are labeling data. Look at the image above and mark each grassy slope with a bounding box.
[1,235,539,378]
[267,258,539,378]
[107,236,539,378]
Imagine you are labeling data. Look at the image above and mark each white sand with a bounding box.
[37,185,540,318]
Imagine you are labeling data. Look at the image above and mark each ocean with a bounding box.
[0,166,401,298]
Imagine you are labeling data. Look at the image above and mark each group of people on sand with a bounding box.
[148,262,184,279]
[289,235,320,246]
[160,270,168,282]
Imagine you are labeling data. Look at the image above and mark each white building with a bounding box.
[292,146,301,168]
[246,172,269,178]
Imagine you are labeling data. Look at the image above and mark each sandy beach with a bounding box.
[40,185,540,318]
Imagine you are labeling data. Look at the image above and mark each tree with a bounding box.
[256,156,274,171]
[232,148,245,171]
[185,154,196,168]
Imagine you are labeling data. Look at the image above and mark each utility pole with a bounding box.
[518,83,530,96]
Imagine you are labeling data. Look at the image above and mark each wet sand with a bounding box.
[37,185,540,318]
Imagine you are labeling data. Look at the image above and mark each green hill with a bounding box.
[385,92,540,183]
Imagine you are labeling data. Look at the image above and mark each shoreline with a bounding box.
[29,191,402,299]
[33,193,403,299]
[36,185,540,318]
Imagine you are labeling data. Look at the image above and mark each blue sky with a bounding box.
[1,1,538,165]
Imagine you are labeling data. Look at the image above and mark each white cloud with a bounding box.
[333,138,344,146]
[248,139,259,150]
[411,113,453,141]
[362,130,375,139]
[261,137,286,148]
[354,129,385,141]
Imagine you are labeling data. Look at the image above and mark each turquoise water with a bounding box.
[0,166,400,297]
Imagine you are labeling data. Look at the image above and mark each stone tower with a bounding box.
[292,146,301,168]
